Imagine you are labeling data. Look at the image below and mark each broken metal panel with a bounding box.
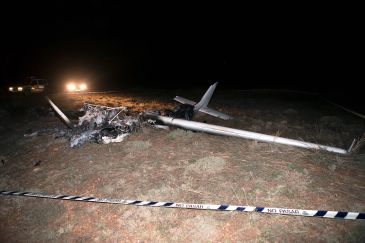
[146,113,349,154]
[146,119,170,130]
[78,103,127,127]
[70,130,98,147]
[101,133,130,144]
[83,103,127,110]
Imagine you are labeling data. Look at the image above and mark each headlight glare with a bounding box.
[67,83,76,92]
[79,83,87,91]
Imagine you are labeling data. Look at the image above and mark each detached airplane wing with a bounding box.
[199,106,233,120]
[173,96,196,106]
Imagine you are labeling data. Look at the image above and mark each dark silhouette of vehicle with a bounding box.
[8,76,48,94]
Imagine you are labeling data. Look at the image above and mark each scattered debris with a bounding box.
[349,133,365,153]
[69,103,140,147]
[146,119,169,130]
[24,131,39,137]
[45,98,141,147]
[78,103,128,126]
[100,133,129,144]
[33,160,41,167]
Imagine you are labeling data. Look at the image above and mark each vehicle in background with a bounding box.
[66,80,87,92]
[8,77,48,94]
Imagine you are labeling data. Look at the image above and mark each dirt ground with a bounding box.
[0,89,364,242]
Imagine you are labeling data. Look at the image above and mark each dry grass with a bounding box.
[0,91,364,242]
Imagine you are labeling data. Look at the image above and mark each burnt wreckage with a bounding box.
[47,83,362,154]
[47,98,140,147]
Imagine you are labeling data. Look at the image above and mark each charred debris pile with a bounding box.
[41,99,190,148]
[68,103,141,147]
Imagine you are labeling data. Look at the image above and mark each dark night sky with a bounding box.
[0,1,361,96]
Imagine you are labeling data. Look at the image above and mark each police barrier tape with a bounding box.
[1,190,364,220]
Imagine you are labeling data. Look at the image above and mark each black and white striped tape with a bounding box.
[1,190,364,220]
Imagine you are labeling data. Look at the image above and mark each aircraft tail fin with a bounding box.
[173,82,232,120]
[194,82,217,111]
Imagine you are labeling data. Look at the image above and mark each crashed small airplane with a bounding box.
[46,83,361,154]
[173,82,232,120]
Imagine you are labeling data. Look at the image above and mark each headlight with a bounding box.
[17,87,23,91]
[79,83,87,91]
[66,83,76,92]
[9,87,13,91]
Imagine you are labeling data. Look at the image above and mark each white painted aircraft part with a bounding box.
[149,114,348,155]
[46,97,72,128]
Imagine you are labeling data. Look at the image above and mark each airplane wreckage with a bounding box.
[46,83,362,155]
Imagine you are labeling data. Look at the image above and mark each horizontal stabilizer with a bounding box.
[173,96,196,106]
[199,107,233,120]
